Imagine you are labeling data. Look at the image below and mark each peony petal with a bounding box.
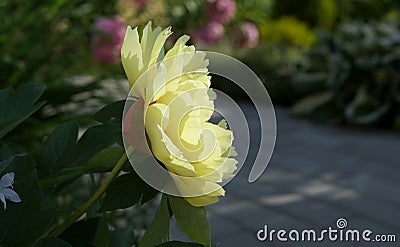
[121,26,143,87]
[149,26,172,67]
[145,105,197,177]
[202,122,233,156]
[184,187,225,207]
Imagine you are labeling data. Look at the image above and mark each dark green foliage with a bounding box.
[0,83,45,139]
[59,217,111,247]
[0,91,161,246]
[337,0,400,21]
[139,195,212,247]
[0,155,55,246]
[168,196,211,246]
[140,195,172,247]
[289,21,400,127]
[273,0,338,29]
[1,1,125,152]
[99,172,158,212]
[37,120,117,190]
[0,0,118,87]
[109,227,135,247]
[166,0,208,35]
[94,100,125,128]
[34,237,72,247]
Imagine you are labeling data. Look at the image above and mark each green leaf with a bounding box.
[39,170,84,188]
[0,153,25,174]
[70,125,117,168]
[37,120,116,187]
[34,237,72,247]
[168,196,211,246]
[59,217,103,247]
[0,155,55,246]
[46,147,130,183]
[0,143,20,160]
[85,146,125,173]
[0,83,45,139]
[99,172,158,212]
[140,195,171,247]
[91,216,112,247]
[36,120,79,178]
[156,241,205,247]
[109,227,135,247]
[94,100,125,127]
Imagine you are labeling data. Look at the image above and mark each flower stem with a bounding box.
[50,151,129,237]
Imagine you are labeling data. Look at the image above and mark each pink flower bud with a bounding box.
[194,21,224,45]
[235,22,259,48]
[207,0,236,24]
[92,16,126,64]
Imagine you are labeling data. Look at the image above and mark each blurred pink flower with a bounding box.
[207,0,236,24]
[235,22,259,48]
[194,21,224,45]
[127,0,148,9]
[92,16,126,64]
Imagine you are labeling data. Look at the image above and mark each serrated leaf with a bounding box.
[109,227,135,247]
[0,83,46,139]
[99,172,158,212]
[156,241,205,247]
[168,196,210,246]
[140,195,171,247]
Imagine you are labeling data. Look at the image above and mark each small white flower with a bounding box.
[0,172,22,210]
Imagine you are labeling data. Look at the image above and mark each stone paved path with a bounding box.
[171,103,400,247]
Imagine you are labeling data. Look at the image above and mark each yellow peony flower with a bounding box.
[122,22,237,207]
